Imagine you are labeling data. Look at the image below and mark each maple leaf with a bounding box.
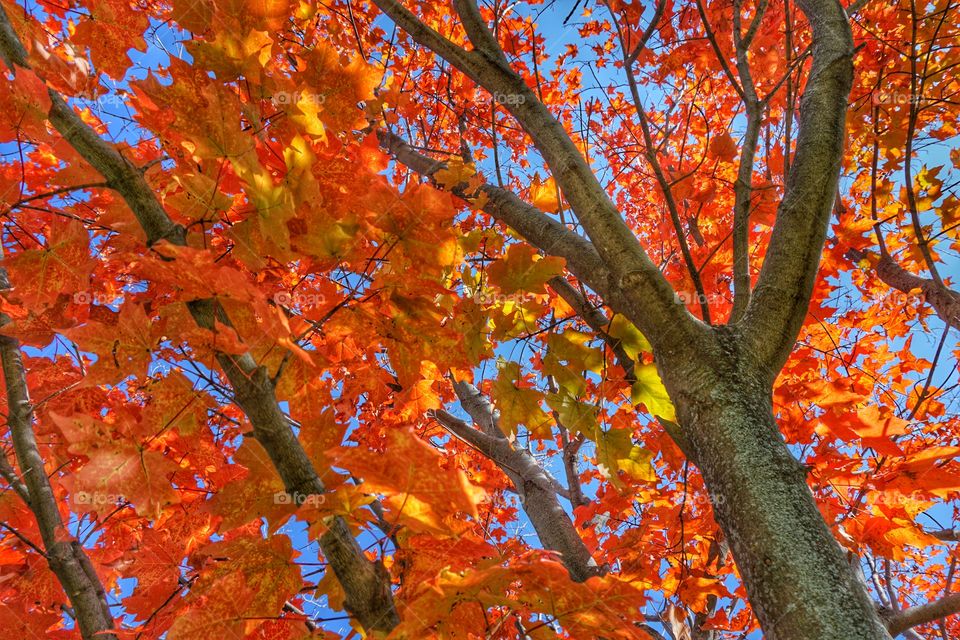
[487,243,566,295]
[397,558,650,639]
[168,534,303,640]
[65,302,162,385]
[606,315,652,359]
[678,574,730,614]
[0,67,51,140]
[821,405,909,456]
[120,511,218,618]
[204,439,294,530]
[433,156,477,190]
[546,388,599,436]
[72,0,149,79]
[171,0,215,33]
[708,132,738,162]
[492,360,553,436]
[595,425,655,486]
[332,428,485,534]
[141,371,214,437]
[529,172,561,213]
[50,411,179,517]
[2,217,92,309]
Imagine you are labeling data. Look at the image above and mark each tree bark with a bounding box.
[660,330,892,640]
[883,593,960,637]
[847,248,960,331]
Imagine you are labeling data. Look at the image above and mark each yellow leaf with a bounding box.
[631,363,676,421]
[434,157,477,190]
[607,315,652,360]
[332,429,485,534]
[493,360,553,436]
[618,446,656,482]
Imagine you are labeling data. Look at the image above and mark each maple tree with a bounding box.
[0,0,958,638]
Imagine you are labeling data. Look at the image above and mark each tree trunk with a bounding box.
[661,330,892,640]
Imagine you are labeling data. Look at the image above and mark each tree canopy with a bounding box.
[0,0,958,638]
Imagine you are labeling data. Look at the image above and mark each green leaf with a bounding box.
[546,330,604,373]
[617,445,656,482]
[546,389,599,435]
[589,425,656,487]
[492,361,552,436]
[543,352,587,397]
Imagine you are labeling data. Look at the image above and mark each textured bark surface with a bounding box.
[660,330,892,640]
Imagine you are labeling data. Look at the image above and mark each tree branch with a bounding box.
[559,428,589,508]
[729,0,768,322]
[377,129,628,312]
[0,444,30,503]
[847,248,960,331]
[741,0,855,374]
[929,528,959,542]
[372,0,704,351]
[431,380,605,582]
[694,0,747,102]
[448,380,567,498]
[884,593,960,637]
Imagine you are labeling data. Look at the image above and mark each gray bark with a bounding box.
[883,593,960,637]
[848,248,960,331]
[658,329,891,639]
